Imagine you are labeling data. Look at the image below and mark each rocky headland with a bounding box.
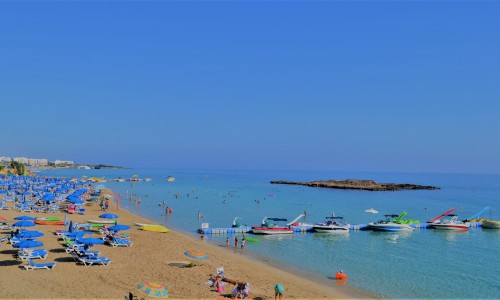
[270,179,440,191]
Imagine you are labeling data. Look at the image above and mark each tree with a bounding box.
[10,161,25,176]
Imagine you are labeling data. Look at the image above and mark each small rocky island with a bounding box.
[270,179,440,191]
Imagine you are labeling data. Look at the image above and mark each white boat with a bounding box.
[313,214,350,233]
[431,214,469,230]
[369,214,414,232]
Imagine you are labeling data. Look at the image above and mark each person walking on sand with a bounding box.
[275,283,285,300]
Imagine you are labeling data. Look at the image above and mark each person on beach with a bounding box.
[231,282,249,299]
[275,283,285,300]
[169,207,172,214]
[166,206,169,214]
[234,235,238,248]
[226,237,230,247]
[241,237,245,250]
[104,200,109,211]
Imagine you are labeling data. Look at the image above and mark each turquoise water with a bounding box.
[40,169,500,299]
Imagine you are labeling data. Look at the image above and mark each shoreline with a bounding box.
[0,188,378,299]
[111,199,379,298]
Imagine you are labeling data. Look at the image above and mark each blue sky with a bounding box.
[1,1,499,173]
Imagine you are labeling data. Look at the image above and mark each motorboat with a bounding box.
[431,214,469,230]
[251,217,293,234]
[369,214,414,232]
[482,220,500,229]
[392,211,420,225]
[313,214,350,233]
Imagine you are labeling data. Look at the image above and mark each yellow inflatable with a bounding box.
[141,225,169,233]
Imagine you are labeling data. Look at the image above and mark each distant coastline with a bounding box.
[270,179,440,191]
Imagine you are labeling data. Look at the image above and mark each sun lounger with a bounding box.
[75,255,112,266]
[17,249,48,260]
[107,237,133,247]
[24,258,56,270]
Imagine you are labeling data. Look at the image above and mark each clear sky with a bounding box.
[1,1,499,173]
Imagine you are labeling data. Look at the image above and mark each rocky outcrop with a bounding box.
[270,179,439,191]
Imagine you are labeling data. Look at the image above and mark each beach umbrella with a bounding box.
[184,249,208,260]
[137,282,169,299]
[14,216,36,221]
[99,213,119,219]
[78,238,105,246]
[109,224,131,232]
[17,230,44,239]
[13,220,36,228]
[13,240,43,249]
[41,193,55,201]
[68,198,84,205]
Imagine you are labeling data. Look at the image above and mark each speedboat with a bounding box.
[431,214,469,230]
[369,214,414,232]
[313,214,350,233]
[251,217,293,234]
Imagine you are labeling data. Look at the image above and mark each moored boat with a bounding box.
[482,220,500,229]
[313,213,350,233]
[369,214,414,232]
[252,217,293,234]
[431,214,469,230]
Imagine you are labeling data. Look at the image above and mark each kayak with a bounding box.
[141,225,169,233]
[34,220,64,225]
[87,220,116,224]
[134,222,156,227]
[36,217,61,221]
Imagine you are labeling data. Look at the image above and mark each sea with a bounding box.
[39,168,500,299]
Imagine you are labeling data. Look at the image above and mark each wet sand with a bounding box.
[0,193,376,299]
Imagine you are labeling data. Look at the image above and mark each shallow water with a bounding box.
[40,168,500,299]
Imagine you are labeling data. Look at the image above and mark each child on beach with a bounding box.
[234,235,238,248]
[104,200,109,211]
[226,237,230,247]
[275,283,285,300]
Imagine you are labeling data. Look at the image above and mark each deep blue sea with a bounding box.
[39,168,500,299]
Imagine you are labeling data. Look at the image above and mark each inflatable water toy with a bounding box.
[335,270,348,280]
[245,237,259,243]
[184,249,208,259]
[141,225,169,233]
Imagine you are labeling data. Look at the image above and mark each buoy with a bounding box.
[335,270,348,281]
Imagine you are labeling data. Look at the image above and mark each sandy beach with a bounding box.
[0,191,375,300]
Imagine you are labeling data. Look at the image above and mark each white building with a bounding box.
[28,158,48,166]
[13,157,29,164]
[53,160,74,166]
[0,157,12,163]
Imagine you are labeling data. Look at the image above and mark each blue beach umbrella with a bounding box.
[41,193,55,201]
[78,238,105,246]
[99,213,119,219]
[68,198,84,205]
[13,220,36,228]
[109,224,131,231]
[14,216,36,221]
[13,240,43,249]
[17,230,44,239]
